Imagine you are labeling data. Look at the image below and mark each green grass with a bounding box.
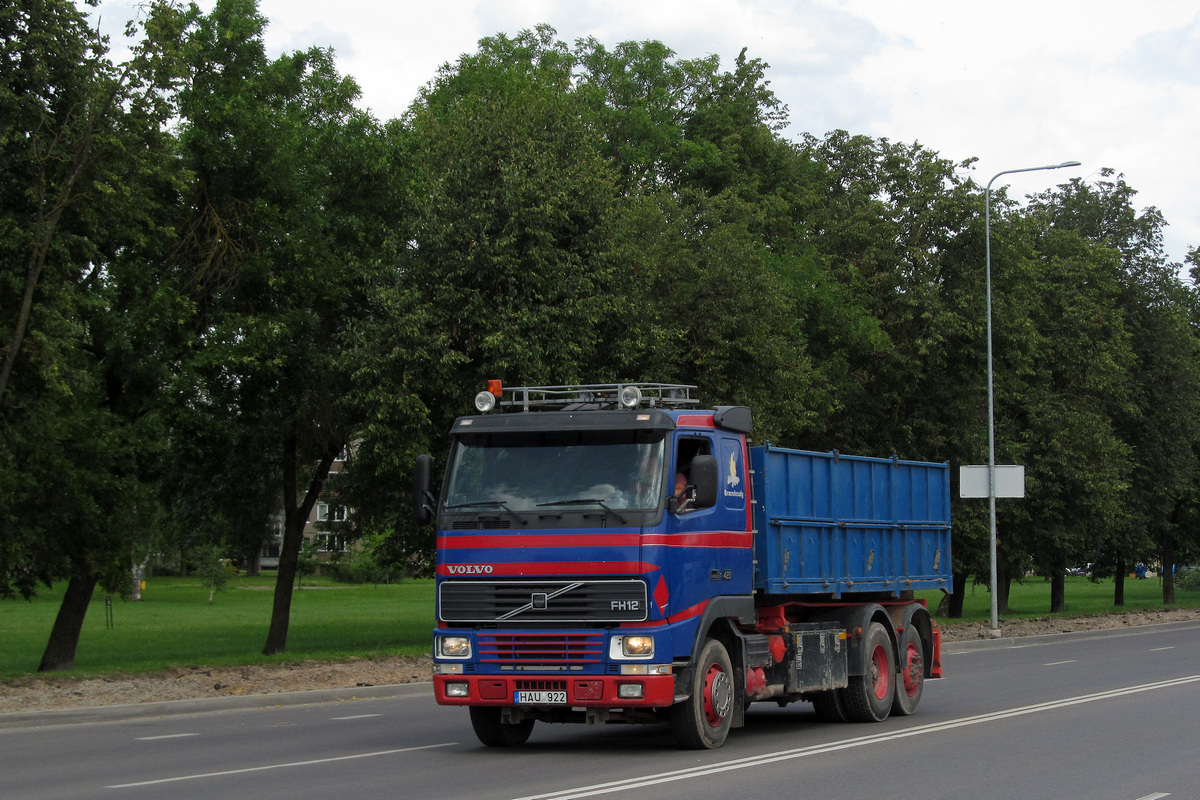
[3,573,1197,681]
[0,575,435,680]
[918,574,1200,623]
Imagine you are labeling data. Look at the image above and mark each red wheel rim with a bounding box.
[702,661,733,727]
[901,641,922,697]
[869,643,890,700]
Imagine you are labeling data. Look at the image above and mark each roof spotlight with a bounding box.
[475,391,497,413]
[619,385,643,409]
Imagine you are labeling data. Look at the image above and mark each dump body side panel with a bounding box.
[751,445,952,597]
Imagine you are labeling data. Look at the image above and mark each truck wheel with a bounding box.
[671,638,735,749]
[469,707,535,747]
[891,624,924,716]
[841,621,894,722]
[810,690,848,723]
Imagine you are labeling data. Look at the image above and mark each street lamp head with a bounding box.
[1056,160,1082,168]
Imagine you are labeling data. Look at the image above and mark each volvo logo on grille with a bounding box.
[531,592,548,609]
[446,564,493,574]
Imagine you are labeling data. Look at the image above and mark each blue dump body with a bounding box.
[750,444,952,598]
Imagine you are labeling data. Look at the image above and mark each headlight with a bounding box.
[437,635,472,658]
[610,634,654,659]
[623,635,654,656]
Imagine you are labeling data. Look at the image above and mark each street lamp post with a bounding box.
[984,160,1081,638]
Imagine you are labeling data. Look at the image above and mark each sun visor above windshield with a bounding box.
[452,409,677,434]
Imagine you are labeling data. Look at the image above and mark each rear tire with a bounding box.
[891,623,924,716]
[469,706,535,747]
[671,638,735,749]
[811,689,849,723]
[841,621,895,722]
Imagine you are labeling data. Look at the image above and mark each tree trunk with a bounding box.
[1050,553,1066,613]
[942,569,969,618]
[1162,534,1176,605]
[1114,557,1125,606]
[38,569,99,672]
[263,435,339,655]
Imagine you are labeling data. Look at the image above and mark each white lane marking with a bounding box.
[1150,647,1175,652]
[331,714,383,720]
[1134,793,1170,800]
[136,734,200,741]
[511,675,1200,800]
[1044,660,1077,666]
[105,742,456,788]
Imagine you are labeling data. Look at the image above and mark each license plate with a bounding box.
[514,690,567,705]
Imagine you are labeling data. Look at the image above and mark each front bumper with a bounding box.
[433,673,677,707]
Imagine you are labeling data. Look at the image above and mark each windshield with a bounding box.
[444,430,666,513]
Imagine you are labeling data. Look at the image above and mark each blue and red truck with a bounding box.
[414,382,952,749]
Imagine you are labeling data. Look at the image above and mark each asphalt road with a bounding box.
[4,622,1199,800]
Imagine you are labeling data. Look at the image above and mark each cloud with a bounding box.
[87,0,1200,262]
[1123,12,1200,85]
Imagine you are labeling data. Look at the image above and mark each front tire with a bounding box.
[671,638,735,749]
[841,621,895,722]
[469,706,535,747]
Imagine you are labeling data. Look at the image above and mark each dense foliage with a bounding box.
[4,1,1199,668]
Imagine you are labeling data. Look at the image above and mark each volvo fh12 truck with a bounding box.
[414,382,952,749]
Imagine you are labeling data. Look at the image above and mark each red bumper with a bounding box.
[434,673,676,707]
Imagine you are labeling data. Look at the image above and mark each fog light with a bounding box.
[445,682,469,698]
[617,683,644,700]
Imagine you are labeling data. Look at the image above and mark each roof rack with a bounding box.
[497,383,699,412]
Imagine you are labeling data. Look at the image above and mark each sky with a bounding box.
[90,0,1200,267]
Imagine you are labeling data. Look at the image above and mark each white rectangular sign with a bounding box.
[959,465,1025,498]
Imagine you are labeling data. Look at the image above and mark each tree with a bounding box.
[404,28,628,419]
[1,0,192,670]
[1029,172,1200,607]
[989,213,1134,613]
[193,544,231,603]
[163,0,405,654]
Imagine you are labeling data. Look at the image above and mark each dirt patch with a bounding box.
[938,606,1200,642]
[0,654,431,714]
[4,607,1199,714]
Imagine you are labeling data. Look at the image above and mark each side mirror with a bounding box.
[690,455,719,509]
[413,454,435,525]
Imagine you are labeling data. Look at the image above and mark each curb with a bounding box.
[0,680,433,731]
[941,617,1200,654]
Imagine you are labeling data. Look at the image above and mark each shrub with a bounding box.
[1177,566,1200,592]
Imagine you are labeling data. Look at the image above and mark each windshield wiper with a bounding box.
[535,498,628,524]
[443,501,528,525]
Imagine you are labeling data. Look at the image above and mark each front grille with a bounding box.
[440,580,648,622]
[478,632,605,665]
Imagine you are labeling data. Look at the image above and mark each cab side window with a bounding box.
[672,437,712,514]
